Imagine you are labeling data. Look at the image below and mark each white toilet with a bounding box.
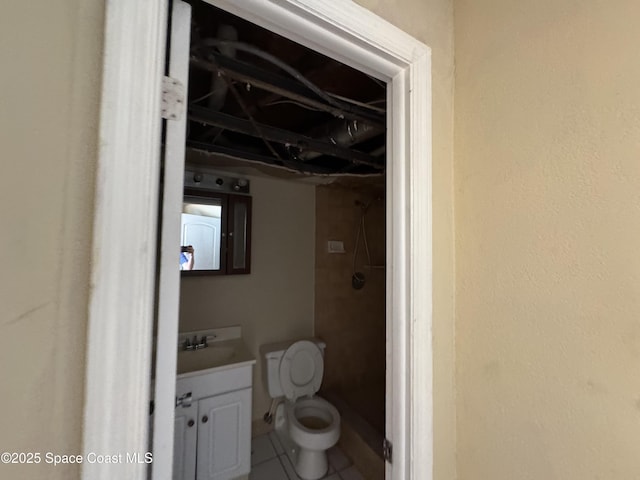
[261,339,341,480]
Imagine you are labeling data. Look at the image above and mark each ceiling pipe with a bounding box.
[299,118,383,161]
[206,25,237,111]
[368,145,386,157]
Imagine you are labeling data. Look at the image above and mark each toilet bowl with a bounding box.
[261,339,341,480]
[287,396,340,478]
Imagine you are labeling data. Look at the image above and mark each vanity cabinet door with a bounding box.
[196,388,252,480]
[173,403,197,480]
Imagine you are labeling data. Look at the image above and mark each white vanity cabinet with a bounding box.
[174,402,197,480]
[173,364,253,480]
[196,388,251,480]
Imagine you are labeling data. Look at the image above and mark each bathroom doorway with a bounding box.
[84,1,432,480]
[163,1,389,477]
[155,0,428,479]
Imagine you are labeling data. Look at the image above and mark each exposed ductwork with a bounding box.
[206,25,237,111]
[298,118,383,161]
[184,1,386,177]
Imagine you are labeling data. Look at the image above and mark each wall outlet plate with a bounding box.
[327,240,345,253]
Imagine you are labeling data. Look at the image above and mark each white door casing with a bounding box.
[83,1,432,479]
[82,1,169,479]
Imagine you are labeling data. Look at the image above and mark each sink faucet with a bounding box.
[184,335,210,351]
[195,335,208,350]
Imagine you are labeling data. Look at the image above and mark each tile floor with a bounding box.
[249,432,365,480]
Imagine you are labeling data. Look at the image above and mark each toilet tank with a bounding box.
[260,338,326,398]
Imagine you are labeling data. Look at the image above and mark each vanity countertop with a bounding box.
[176,330,255,379]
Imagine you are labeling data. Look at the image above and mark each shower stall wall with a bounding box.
[314,184,386,476]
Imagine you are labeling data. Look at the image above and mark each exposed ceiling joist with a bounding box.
[186,141,336,174]
[184,1,387,178]
[188,105,384,169]
[190,53,385,128]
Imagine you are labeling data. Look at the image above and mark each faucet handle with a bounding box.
[182,333,215,351]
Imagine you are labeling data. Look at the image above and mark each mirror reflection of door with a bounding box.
[181,201,222,270]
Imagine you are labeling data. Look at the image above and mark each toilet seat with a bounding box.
[279,340,324,401]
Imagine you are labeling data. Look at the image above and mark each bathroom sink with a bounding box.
[177,345,234,373]
[176,337,255,378]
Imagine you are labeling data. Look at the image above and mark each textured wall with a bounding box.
[314,185,386,432]
[455,1,640,478]
[0,1,455,478]
[354,0,456,478]
[179,175,316,422]
[0,1,104,479]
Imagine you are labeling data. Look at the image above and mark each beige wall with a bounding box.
[455,1,640,478]
[0,1,455,478]
[354,1,456,478]
[179,175,316,421]
[0,1,104,479]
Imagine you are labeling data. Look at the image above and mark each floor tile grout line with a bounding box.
[268,430,287,456]
[251,455,278,468]
[252,436,361,480]
[251,433,279,468]
[276,452,297,480]
[265,431,277,451]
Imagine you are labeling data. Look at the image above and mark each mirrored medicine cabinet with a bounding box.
[180,171,252,275]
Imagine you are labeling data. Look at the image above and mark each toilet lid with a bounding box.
[279,340,324,401]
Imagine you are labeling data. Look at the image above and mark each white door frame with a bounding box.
[82,1,432,479]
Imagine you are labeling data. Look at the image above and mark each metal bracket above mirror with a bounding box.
[184,169,250,195]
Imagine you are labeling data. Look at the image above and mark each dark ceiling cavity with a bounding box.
[184,0,387,177]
